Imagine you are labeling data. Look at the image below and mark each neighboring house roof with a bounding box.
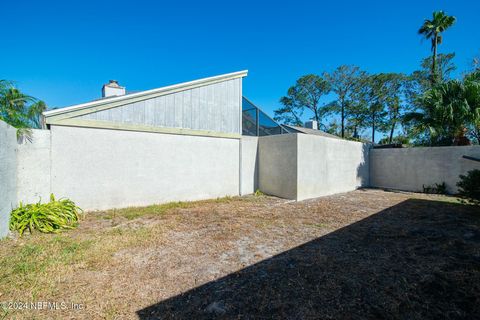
[284,125,341,139]
[43,70,248,121]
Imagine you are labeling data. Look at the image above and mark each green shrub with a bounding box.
[254,189,265,197]
[10,194,83,235]
[422,182,447,194]
[457,170,480,205]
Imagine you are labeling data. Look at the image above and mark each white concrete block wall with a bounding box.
[296,134,370,200]
[16,130,52,204]
[258,134,298,199]
[0,121,17,237]
[240,136,258,195]
[257,134,370,201]
[50,125,240,210]
[370,146,480,194]
[5,117,480,242]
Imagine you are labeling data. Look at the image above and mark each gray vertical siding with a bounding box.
[77,78,242,134]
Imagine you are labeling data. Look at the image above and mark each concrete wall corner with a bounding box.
[258,133,298,200]
[0,120,18,238]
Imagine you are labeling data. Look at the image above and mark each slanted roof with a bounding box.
[43,70,248,122]
[284,125,341,139]
[42,70,248,139]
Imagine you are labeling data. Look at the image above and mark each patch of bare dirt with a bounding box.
[5,189,480,319]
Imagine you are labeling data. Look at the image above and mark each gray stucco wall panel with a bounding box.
[257,134,370,201]
[296,135,370,201]
[240,136,258,195]
[16,130,52,204]
[370,146,480,193]
[0,120,17,238]
[258,134,297,199]
[50,125,240,210]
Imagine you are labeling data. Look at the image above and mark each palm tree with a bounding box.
[0,80,47,133]
[404,72,480,145]
[418,11,456,84]
[464,71,480,143]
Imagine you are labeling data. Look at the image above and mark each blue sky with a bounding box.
[1,0,479,138]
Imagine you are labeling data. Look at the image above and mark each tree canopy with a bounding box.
[418,11,456,84]
[272,10,479,147]
[403,71,480,145]
[274,74,331,130]
[0,80,46,136]
[323,65,365,137]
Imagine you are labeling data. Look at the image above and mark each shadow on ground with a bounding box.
[137,199,480,319]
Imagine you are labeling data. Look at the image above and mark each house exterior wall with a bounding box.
[0,120,17,238]
[77,78,242,134]
[370,146,480,194]
[49,125,240,210]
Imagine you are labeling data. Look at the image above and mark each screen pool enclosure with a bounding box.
[242,97,289,136]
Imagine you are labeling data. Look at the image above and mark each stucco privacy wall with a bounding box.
[16,130,52,204]
[50,125,240,210]
[296,134,370,200]
[0,121,17,238]
[13,127,256,214]
[240,136,259,195]
[258,134,370,201]
[370,146,480,194]
[258,134,298,199]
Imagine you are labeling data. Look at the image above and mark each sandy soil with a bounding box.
[2,189,479,319]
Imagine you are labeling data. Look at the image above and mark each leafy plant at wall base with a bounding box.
[10,194,83,235]
[457,170,480,205]
[254,189,265,197]
[422,182,447,194]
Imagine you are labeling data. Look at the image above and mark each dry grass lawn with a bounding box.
[0,189,478,319]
